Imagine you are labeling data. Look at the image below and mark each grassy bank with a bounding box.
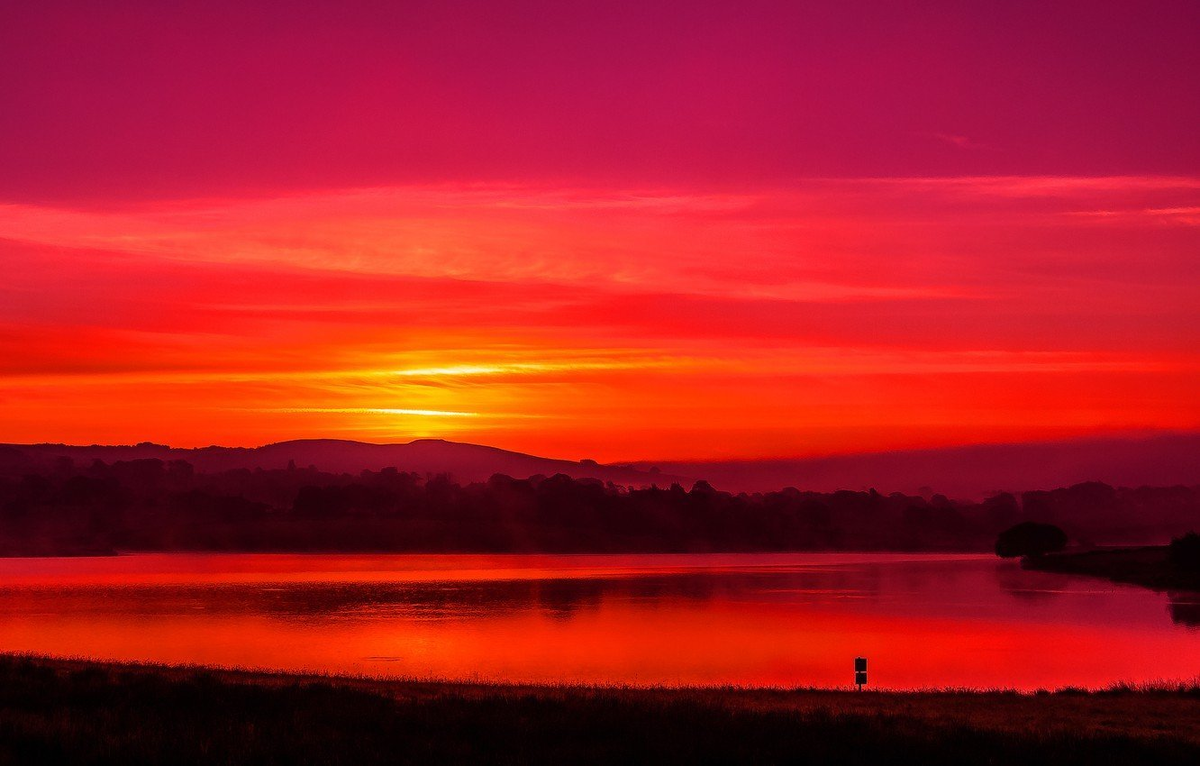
[1025,546,1200,591]
[0,656,1197,764]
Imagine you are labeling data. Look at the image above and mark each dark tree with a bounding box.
[994,522,1067,558]
[1168,531,1200,571]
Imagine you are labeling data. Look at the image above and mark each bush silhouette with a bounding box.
[995,522,1067,558]
[1169,531,1200,571]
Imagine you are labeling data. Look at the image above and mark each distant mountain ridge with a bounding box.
[1,433,1197,498]
[0,438,684,488]
[636,433,1200,498]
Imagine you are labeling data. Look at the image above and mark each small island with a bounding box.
[996,526,1200,593]
[1024,541,1200,593]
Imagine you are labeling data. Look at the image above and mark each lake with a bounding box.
[0,552,1195,689]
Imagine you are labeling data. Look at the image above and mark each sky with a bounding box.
[1,0,1198,461]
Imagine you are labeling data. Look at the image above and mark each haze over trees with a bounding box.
[5,435,1198,499]
[0,455,1196,556]
[994,522,1068,558]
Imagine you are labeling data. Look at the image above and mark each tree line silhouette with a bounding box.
[0,457,1196,555]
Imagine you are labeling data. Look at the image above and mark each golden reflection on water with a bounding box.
[0,553,1194,689]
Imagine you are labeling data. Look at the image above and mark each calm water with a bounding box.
[0,553,1196,689]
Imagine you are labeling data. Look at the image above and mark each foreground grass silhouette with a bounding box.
[0,656,1197,764]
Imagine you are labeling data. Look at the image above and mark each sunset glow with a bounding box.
[2,2,1198,461]
[4,177,1196,459]
[2,5,1200,752]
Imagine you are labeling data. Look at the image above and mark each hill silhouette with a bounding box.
[0,439,684,488]
[636,433,1200,498]
[3,433,1197,499]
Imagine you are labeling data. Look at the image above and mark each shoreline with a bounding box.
[1024,545,1200,592]
[8,652,1198,696]
[0,546,993,559]
[0,654,1197,763]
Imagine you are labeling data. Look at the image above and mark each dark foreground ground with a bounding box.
[0,656,1197,765]
[1025,546,1200,592]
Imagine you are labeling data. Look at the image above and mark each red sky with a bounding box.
[2,1,1198,461]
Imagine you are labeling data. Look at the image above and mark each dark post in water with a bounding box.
[854,657,867,690]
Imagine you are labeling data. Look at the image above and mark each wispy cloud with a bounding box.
[255,407,481,418]
[928,132,993,151]
[2,178,1197,457]
[1061,206,1200,225]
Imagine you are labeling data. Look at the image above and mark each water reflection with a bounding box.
[0,569,877,621]
[1168,592,1200,628]
[993,565,1071,604]
[0,553,1194,689]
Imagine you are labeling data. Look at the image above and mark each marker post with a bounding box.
[854,657,867,690]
